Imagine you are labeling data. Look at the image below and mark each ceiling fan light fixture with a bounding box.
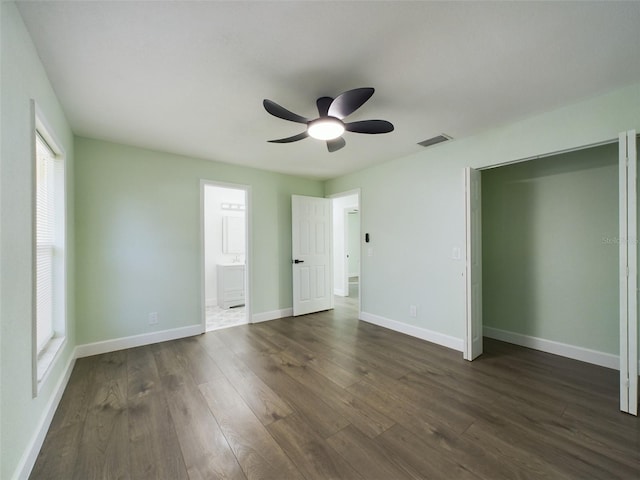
[307,117,345,140]
[264,88,393,152]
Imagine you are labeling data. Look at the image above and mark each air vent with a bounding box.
[417,134,452,148]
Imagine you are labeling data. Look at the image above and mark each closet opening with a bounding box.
[481,143,619,366]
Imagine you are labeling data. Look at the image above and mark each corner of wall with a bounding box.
[1,4,76,478]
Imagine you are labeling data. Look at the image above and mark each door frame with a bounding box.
[464,167,483,361]
[328,188,362,317]
[342,206,351,297]
[343,206,362,297]
[200,179,252,331]
[464,135,638,415]
[620,130,638,415]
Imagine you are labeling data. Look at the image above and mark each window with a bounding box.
[33,107,66,392]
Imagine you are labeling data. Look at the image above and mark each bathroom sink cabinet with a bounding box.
[217,264,245,309]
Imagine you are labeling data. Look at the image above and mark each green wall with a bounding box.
[2,2,640,476]
[482,144,618,353]
[74,137,323,345]
[1,3,76,479]
[325,82,640,349]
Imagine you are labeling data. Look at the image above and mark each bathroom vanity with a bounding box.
[217,264,245,309]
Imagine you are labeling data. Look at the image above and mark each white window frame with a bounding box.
[31,101,67,395]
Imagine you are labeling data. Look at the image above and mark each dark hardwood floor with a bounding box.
[31,294,640,479]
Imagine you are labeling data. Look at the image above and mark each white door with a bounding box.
[292,195,333,316]
[620,130,638,416]
[464,167,483,360]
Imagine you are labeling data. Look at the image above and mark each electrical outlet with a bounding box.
[409,305,417,318]
[148,312,159,325]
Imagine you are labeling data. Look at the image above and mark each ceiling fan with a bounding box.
[263,87,394,153]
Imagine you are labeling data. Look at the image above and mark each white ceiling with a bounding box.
[16,1,640,180]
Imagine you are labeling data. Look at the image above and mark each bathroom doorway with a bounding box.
[202,182,250,331]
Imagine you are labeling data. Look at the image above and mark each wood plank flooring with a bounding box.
[30,296,640,479]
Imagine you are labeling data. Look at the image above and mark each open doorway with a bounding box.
[202,182,250,331]
[331,191,361,315]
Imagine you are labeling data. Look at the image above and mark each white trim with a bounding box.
[479,138,618,171]
[31,100,68,397]
[619,131,629,409]
[334,287,347,297]
[33,102,66,158]
[484,326,621,370]
[343,206,350,297]
[36,337,66,385]
[75,325,203,358]
[628,129,639,414]
[251,308,293,324]
[618,129,638,414]
[14,350,76,480]
[359,311,463,352]
[326,188,362,200]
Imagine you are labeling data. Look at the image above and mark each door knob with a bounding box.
[293,259,304,264]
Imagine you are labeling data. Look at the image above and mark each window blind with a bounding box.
[36,133,56,353]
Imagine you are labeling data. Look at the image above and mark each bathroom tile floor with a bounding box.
[206,304,247,331]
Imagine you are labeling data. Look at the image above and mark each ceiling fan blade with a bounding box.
[326,137,346,153]
[316,96,333,117]
[328,87,375,119]
[345,119,394,134]
[268,131,309,143]
[263,99,309,124]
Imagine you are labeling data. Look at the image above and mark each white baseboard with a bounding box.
[13,350,77,480]
[359,311,464,352]
[334,288,347,297]
[252,308,293,324]
[483,326,621,370]
[75,324,204,358]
